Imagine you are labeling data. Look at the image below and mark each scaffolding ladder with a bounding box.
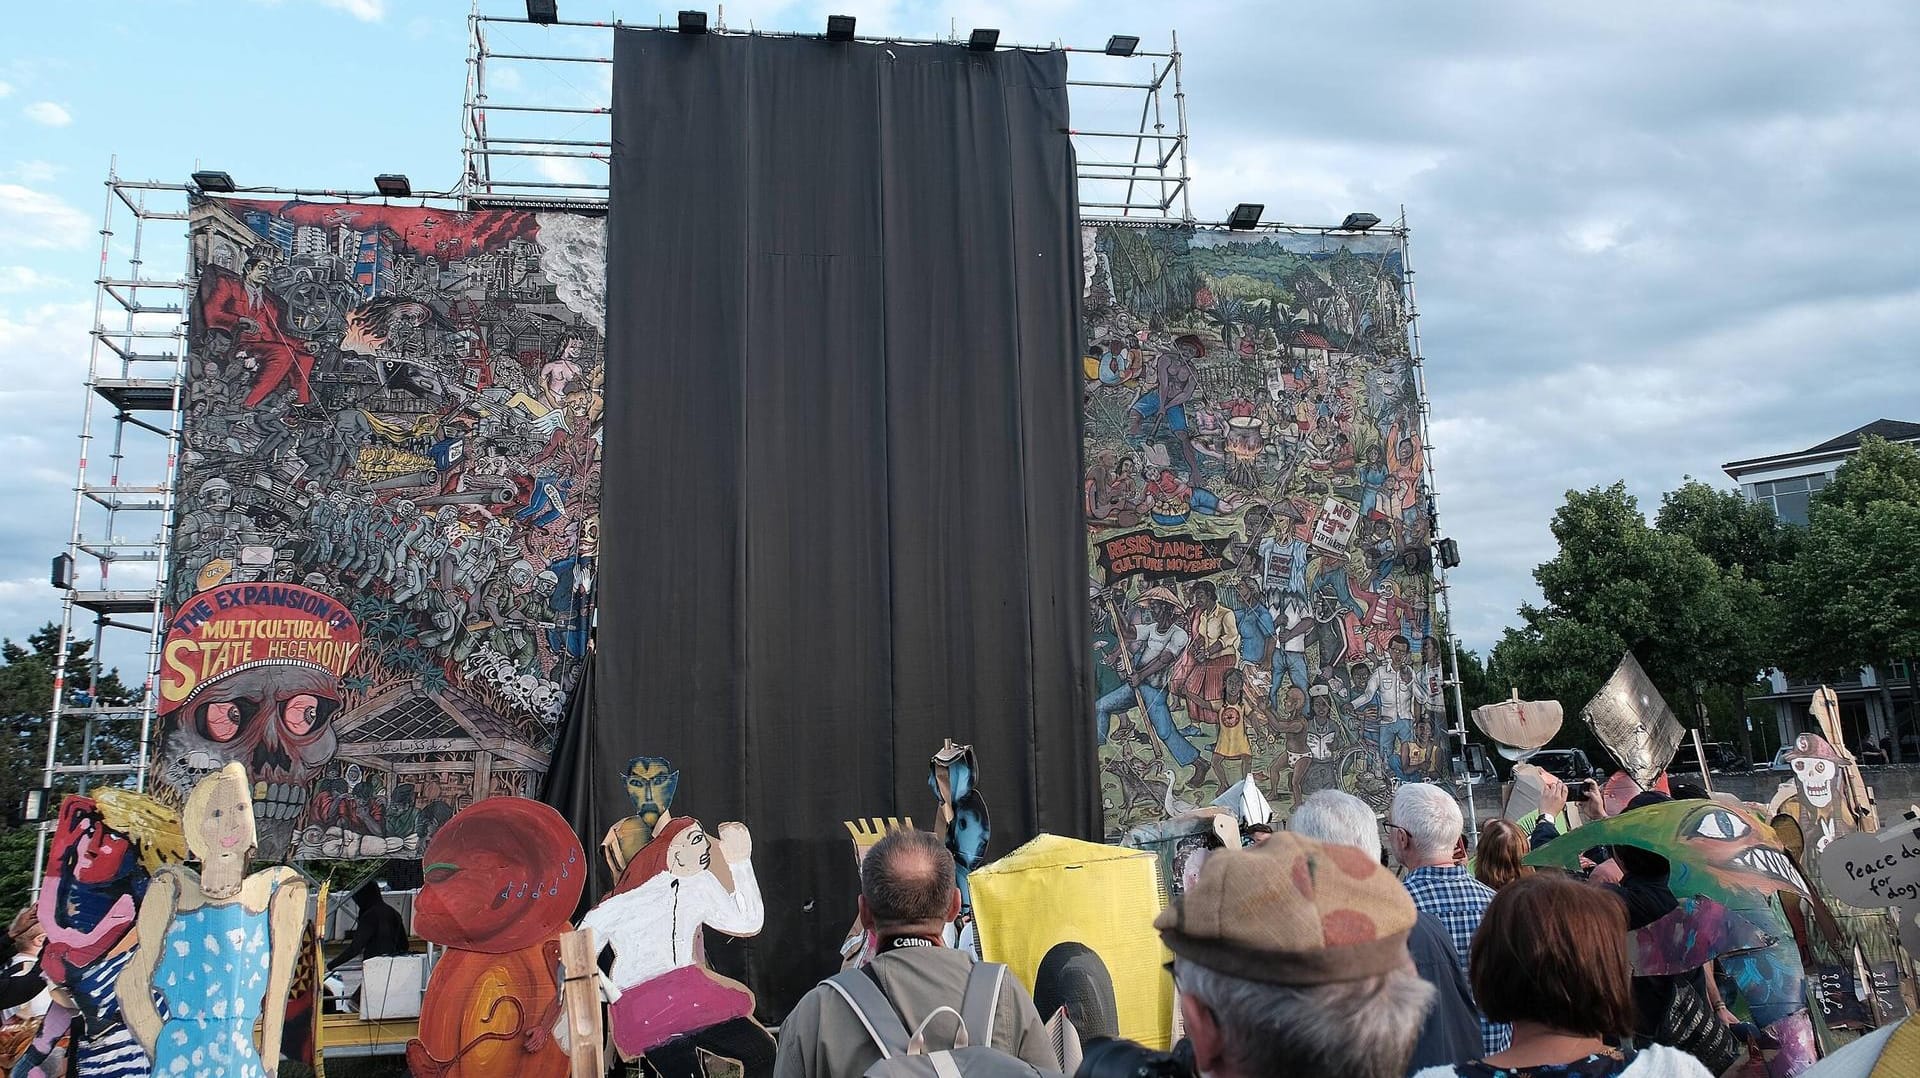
[34,169,191,879]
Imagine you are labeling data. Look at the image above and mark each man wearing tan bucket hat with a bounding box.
[1156,832,1434,1078]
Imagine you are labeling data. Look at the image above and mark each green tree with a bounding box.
[0,624,137,821]
[1654,479,1795,763]
[1778,437,1920,757]
[1490,483,1775,768]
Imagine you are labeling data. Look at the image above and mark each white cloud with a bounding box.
[6,160,60,183]
[317,0,386,20]
[0,267,63,293]
[22,101,70,127]
[0,185,90,249]
[0,81,12,99]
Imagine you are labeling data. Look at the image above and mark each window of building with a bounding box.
[1751,472,1828,526]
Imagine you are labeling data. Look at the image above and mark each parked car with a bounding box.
[1670,741,1750,775]
[1529,748,1598,783]
[1452,744,1498,787]
[1770,747,1794,772]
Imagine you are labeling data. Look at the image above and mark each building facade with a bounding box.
[1724,419,1920,756]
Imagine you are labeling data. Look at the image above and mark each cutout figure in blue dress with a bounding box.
[118,763,308,1078]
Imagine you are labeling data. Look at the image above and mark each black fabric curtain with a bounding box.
[584,30,1095,1019]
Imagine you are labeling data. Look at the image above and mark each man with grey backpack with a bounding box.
[775,830,1063,1078]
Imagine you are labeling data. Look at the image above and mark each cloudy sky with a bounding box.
[1,0,1916,679]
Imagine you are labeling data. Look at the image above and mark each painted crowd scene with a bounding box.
[1082,224,1443,835]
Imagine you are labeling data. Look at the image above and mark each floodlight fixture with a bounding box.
[827,14,856,40]
[678,10,708,33]
[1105,34,1140,57]
[1341,211,1381,231]
[1226,203,1264,230]
[968,28,1000,51]
[22,788,52,825]
[526,0,558,24]
[1437,537,1462,570]
[50,553,72,591]
[375,174,412,198]
[192,170,235,193]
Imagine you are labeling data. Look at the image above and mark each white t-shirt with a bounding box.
[1133,623,1189,689]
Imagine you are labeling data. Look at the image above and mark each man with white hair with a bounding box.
[1291,790,1482,1072]
[1387,783,1511,1056]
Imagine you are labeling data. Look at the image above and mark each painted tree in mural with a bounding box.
[161,198,605,859]
[1084,225,1439,834]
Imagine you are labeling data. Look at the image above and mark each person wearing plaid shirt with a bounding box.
[1389,782,1512,1057]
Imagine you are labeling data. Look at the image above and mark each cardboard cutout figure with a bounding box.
[579,816,773,1075]
[1471,690,1563,752]
[1579,653,1685,788]
[930,741,991,924]
[407,797,584,1078]
[17,790,185,1078]
[117,762,309,1078]
[1529,800,1816,1076]
[602,756,680,878]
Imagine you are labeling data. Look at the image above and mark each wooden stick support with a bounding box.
[558,929,604,1078]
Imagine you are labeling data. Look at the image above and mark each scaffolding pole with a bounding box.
[457,2,1193,219]
[33,165,190,887]
[1396,213,1477,835]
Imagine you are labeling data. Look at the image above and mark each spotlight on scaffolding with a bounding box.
[50,553,72,591]
[1341,211,1381,231]
[191,170,235,193]
[1226,203,1264,230]
[526,0,558,24]
[826,14,856,40]
[375,174,412,199]
[968,28,1000,51]
[1105,35,1140,57]
[1437,537,1462,570]
[678,10,708,33]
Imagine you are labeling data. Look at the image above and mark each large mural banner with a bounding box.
[164,197,604,859]
[1084,224,1440,836]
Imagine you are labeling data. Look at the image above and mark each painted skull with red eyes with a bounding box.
[162,660,341,858]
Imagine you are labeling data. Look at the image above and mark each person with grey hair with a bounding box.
[1387,783,1511,1056]
[1157,831,1434,1078]
[774,830,1056,1078]
[1291,790,1482,1073]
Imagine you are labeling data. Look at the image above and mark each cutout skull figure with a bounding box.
[1787,733,1840,809]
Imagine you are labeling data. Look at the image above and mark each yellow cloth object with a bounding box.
[969,835,1172,1050]
[1870,1017,1920,1078]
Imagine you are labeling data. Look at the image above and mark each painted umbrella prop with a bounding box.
[1528,799,1817,1076]
[1578,652,1685,788]
[1471,689,1563,752]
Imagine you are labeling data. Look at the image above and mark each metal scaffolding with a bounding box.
[460,1,1192,219]
[34,168,193,877]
